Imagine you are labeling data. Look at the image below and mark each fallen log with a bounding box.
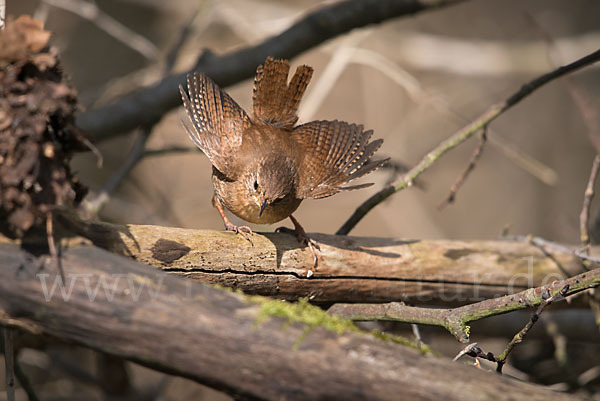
[0,243,582,401]
[44,214,595,304]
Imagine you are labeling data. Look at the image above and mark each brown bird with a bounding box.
[179,57,388,267]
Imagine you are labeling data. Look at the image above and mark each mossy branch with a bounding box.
[329,266,600,343]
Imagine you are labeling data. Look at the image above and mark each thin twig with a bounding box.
[33,2,51,24]
[46,211,65,282]
[13,351,41,401]
[448,287,568,373]
[525,237,571,277]
[523,234,600,332]
[564,77,600,337]
[564,77,600,153]
[511,235,600,264]
[526,12,600,155]
[411,324,424,348]
[487,135,558,186]
[381,160,423,187]
[2,328,16,401]
[579,366,600,387]
[142,146,198,158]
[453,343,499,370]
[438,128,487,209]
[78,134,103,168]
[41,0,158,60]
[83,11,197,214]
[329,267,600,343]
[83,127,151,215]
[336,47,600,235]
[494,285,569,372]
[533,19,600,335]
[329,43,558,186]
[580,155,600,253]
[83,16,194,216]
[453,342,480,362]
[164,8,201,74]
[298,30,371,122]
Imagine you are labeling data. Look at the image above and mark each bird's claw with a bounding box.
[225,223,253,245]
[276,225,320,270]
[303,236,319,270]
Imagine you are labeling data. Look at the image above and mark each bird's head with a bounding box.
[248,156,298,217]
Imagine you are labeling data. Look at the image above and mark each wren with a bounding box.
[179,57,388,268]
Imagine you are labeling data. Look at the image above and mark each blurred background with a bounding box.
[9,0,600,243]
[2,0,600,400]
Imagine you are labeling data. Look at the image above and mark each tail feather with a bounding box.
[252,57,313,129]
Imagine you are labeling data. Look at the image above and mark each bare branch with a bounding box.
[329,270,598,343]
[438,128,487,209]
[337,47,600,235]
[580,155,600,253]
[142,146,198,158]
[494,285,570,372]
[82,127,151,216]
[513,235,600,264]
[453,286,573,373]
[41,0,158,60]
[13,352,41,401]
[77,0,467,141]
[164,7,201,74]
[46,211,65,282]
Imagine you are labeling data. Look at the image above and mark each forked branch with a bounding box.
[337,47,600,235]
[329,267,600,343]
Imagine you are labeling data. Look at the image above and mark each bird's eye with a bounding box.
[253,180,258,191]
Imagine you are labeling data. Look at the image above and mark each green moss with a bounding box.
[254,298,357,334]
[251,297,431,354]
[208,285,431,353]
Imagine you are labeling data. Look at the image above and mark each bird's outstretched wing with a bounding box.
[179,72,250,179]
[252,57,313,130]
[292,120,389,199]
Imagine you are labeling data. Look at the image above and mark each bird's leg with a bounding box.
[278,215,320,271]
[212,195,253,244]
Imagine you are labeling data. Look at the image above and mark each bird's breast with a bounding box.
[213,174,301,225]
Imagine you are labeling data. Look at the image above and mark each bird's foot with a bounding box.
[276,217,320,274]
[225,222,253,245]
[301,234,320,274]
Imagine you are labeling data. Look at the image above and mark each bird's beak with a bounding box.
[259,199,268,218]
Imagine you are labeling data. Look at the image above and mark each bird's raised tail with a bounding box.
[252,56,313,130]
